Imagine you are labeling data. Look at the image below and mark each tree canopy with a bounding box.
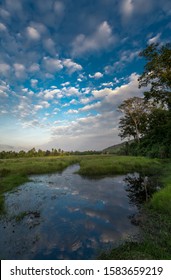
[138,43,171,109]
[118,97,151,143]
[118,43,171,158]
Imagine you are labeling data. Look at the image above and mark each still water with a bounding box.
[0,165,139,259]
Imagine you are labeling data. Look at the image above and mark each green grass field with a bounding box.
[0,155,171,259]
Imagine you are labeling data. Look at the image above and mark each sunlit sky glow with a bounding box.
[0,0,171,151]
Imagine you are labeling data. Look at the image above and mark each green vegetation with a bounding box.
[118,43,171,158]
[78,155,161,177]
[102,141,133,154]
[0,147,101,159]
[150,160,171,214]
[0,156,79,214]
[0,155,171,259]
[99,43,171,259]
[99,160,171,259]
[15,211,28,222]
[0,155,161,214]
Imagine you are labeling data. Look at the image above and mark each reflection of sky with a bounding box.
[0,165,139,260]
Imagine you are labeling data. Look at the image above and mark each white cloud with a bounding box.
[43,38,56,54]
[21,88,34,96]
[67,109,79,114]
[5,0,22,13]
[22,88,29,93]
[63,87,80,97]
[89,72,103,79]
[47,72,145,150]
[43,57,63,73]
[72,21,115,56]
[43,88,61,99]
[121,0,134,17]
[28,63,40,72]
[13,63,26,78]
[62,103,69,107]
[28,90,34,96]
[114,77,120,84]
[22,119,40,128]
[92,88,112,99]
[0,109,8,114]
[0,82,10,91]
[70,99,78,105]
[49,112,120,150]
[148,33,161,44]
[31,22,47,34]
[26,26,41,40]
[120,0,154,19]
[82,87,91,95]
[33,101,50,112]
[61,81,70,87]
[40,101,50,108]
[30,79,38,88]
[101,82,114,87]
[120,49,140,62]
[0,90,8,97]
[0,63,10,75]
[104,49,140,73]
[80,102,101,111]
[92,73,143,109]
[0,8,10,18]
[80,97,92,104]
[34,105,43,111]
[15,96,34,119]
[63,59,82,74]
[54,1,65,15]
[0,22,7,31]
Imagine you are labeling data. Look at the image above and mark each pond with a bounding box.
[0,164,141,260]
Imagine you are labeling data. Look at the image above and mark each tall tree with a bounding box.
[138,43,171,110]
[118,97,151,143]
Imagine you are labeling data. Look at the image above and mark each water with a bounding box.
[0,165,140,259]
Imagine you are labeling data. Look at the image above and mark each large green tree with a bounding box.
[118,43,171,157]
[138,43,171,109]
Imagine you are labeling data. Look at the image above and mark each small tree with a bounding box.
[118,97,151,143]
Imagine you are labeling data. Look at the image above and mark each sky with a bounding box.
[0,0,171,151]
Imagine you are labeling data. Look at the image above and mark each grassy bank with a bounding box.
[99,160,171,259]
[1,155,170,259]
[0,156,79,213]
[0,155,161,214]
[78,155,161,177]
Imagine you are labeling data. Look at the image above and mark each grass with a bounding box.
[99,209,171,259]
[0,155,162,214]
[99,160,171,259]
[0,155,171,259]
[149,160,171,213]
[78,155,161,177]
[15,211,28,222]
[0,155,160,214]
[0,156,79,213]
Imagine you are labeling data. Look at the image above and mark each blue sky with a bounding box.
[0,0,171,151]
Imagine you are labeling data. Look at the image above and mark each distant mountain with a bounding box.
[103,140,134,154]
[0,144,29,152]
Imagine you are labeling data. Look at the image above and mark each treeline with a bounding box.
[118,43,171,158]
[0,148,101,159]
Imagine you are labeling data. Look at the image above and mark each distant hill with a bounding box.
[103,140,134,154]
[0,144,29,152]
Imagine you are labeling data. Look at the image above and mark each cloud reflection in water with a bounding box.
[0,165,139,259]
